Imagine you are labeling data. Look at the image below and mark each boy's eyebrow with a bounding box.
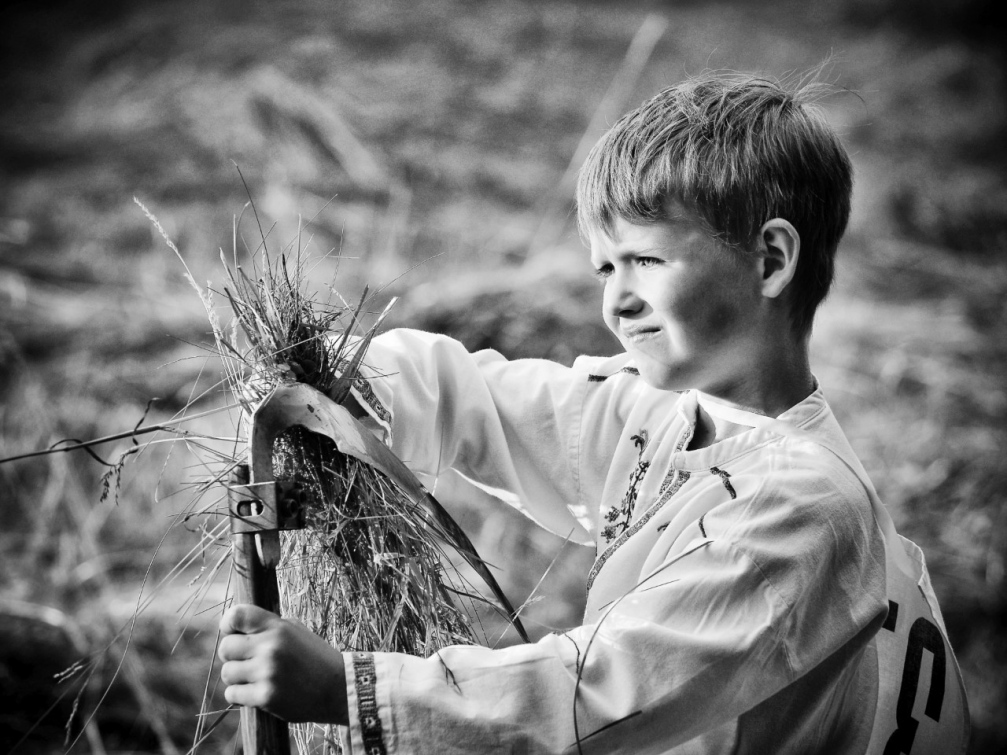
[611,245,665,257]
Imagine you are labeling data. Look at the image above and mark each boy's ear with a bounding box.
[757,218,800,299]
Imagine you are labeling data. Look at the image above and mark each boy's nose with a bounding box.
[603,274,643,318]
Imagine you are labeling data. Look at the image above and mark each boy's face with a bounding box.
[588,214,766,396]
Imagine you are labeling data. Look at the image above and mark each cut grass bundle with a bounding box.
[275,437,480,653]
[142,195,526,752]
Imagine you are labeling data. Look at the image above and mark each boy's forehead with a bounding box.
[586,205,703,248]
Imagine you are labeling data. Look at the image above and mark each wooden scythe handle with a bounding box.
[229,467,291,755]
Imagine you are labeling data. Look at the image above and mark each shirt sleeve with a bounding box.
[341,466,888,755]
[346,328,597,542]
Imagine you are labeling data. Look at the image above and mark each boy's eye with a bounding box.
[592,264,614,281]
[637,256,661,268]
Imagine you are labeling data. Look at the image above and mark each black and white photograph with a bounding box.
[1,1,1003,753]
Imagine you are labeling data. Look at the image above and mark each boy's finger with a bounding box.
[223,678,278,711]
[220,658,268,687]
[220,604,275,635]
[217,632,254,663]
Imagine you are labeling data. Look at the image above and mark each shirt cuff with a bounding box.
[344,651,393,755]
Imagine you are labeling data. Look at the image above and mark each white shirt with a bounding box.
[336,329,961,754]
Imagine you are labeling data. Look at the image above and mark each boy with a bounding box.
[218,73,968,753]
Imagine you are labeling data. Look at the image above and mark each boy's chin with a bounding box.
[633,361,694,393]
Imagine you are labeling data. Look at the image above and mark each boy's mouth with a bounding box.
[622,325,661,343]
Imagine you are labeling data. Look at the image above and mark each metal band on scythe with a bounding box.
[227,382,529,755]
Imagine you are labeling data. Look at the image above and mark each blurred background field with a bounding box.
[1,0,1004,752]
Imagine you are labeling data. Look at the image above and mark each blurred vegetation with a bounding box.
[1,0,1005,753]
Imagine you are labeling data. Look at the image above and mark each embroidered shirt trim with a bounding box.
[587,420,695,590]
[601,431,650,543]
[352,652,387,755]
[587,470,692,591]
[587,365,641,382]
[709,466,737,499]
[353,376,391,424]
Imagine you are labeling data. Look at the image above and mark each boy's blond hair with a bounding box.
[577,72,853,336]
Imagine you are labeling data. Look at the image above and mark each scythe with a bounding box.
[227,382,529,754]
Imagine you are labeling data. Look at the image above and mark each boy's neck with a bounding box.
[688,335,815,451]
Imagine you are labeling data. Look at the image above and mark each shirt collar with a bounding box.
[669,381,828,470]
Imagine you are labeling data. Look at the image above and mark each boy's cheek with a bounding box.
[697,299,746,342]
[673,281,748,346]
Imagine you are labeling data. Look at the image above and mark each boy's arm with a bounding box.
[214,537,804,750]
[343,328,605,542]
[340,481,888,755]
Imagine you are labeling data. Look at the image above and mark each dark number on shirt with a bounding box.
[882,600,946,755]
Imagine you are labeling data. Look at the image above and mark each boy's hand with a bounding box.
[218,604,349,726]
